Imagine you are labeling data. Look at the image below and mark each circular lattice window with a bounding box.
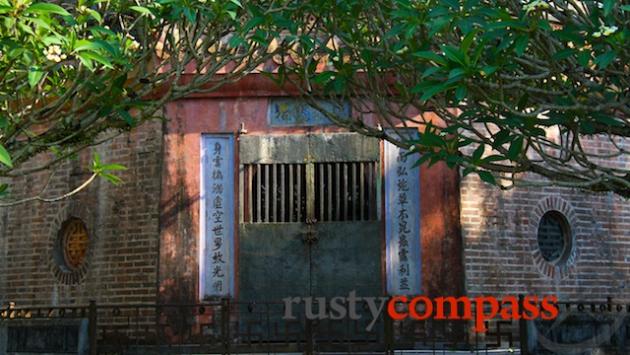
[61,218,89,269]
[51,217,91,284]
[537,211,571,264]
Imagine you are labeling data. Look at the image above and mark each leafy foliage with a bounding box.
[278,0,630,197]
[1,0,628,201]
[0,0,285,201]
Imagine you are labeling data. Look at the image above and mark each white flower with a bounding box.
[523,0,550,14]
[126,34,140,51]
[45,45,64,62]
[396,46,409,55]
[47,45,61,55]
[46,54,61,62]
[129,40,140,51]
[593,24,618,38]
[602,25,618,36]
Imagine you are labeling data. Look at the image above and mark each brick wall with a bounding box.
[0,120,163,307]
[460,141,630,302]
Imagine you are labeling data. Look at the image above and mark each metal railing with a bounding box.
[1,298,629,354]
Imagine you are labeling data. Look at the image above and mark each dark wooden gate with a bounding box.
[237,133,383,345]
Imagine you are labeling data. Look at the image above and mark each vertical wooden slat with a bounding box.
[352,163,358,221]
[306,163,315,221]
[272,164,277,222]
[280,164,285,222]
[335,163,340,221]
[256,164,261,223]
[248,165,253,223]
[319,164,324,222]
[343,163,349,221]
[327,163,332,222]
[360,163,365,221]
[264,164,270,222]
[366,162,372,220]
[372,162,377,220]
[289,164,294,222]
[297,164,302,222]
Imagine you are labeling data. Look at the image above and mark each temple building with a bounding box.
[0,74,628,354]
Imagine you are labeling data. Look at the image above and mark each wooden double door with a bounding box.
[238,133,383,314]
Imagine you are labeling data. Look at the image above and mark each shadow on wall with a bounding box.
[158,144,201,307]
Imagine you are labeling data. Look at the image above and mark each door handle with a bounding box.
[302,229,319,245]
[302,220,318,245]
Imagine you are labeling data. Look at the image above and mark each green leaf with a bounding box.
[421,66,441,79]
[516,93,529,111]
[622,5,630,11]
[577,51,591,66]
[413,51,447,65]
[230,0,243,8]
[79,51,113,68]
[412,154,432,168]
[100,163,127,171]
[312,71,335,85]
[507,136,523,161]
[595,51,616,69]
[448,68,466,80]
[441,45,466,65]
[481,66,498,76]
[77,53,94,70]
[101,173,123,185]
[552,49,575,61]
[592,113,624,127]
[74,40,99,52]
[420,82,451,101]
[493,130,511,145]
[117,109,135,126]
[472,144,484,161]
[478,171,496,185]
[130,6,153,17]
[86,9,102,23]
[455,86,467,101]
[0,144,13,168]
[28,67,44,87]
[482,155,507,163]
[514,35,528,56]
[460,29,478,53]
[26,3,71,16]
[603,0,614,16]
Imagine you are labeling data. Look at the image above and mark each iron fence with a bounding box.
[1,298,629,354]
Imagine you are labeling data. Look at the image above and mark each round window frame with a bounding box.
[50,216,92,285]
[528,196,578,279]
[536,210,572,265]
[58,218,90,271]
